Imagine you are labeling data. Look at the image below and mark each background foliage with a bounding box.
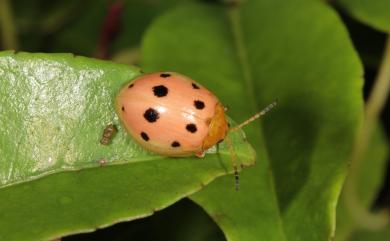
[0,0,389,241]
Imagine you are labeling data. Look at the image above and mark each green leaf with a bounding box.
[141,0,363,240]
[338,0,390,32]
[347,229,390,241]
[0,51,255,241]
[335,126,389,241]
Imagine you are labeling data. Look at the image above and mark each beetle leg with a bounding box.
[225,136,240,191]
[195,151,205,158]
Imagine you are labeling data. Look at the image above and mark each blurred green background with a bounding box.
[0,0,389,240]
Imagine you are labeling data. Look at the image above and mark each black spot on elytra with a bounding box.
[160,73,171,78]
[194,100,205,109]
[128,83,134,88]
[121,106,125,112]
[171,141,180,147]
[186,123,197,133]
[141,132,149,141]
[144,108,159,122]
[153,85,168,97]
[192,83,200,89]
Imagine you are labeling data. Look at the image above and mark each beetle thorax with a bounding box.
[202,103,229,151]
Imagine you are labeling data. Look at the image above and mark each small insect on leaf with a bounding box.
[100,124,118,145]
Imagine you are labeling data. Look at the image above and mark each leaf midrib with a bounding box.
[226,6,288,241]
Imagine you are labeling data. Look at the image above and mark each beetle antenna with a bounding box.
[225,136,240,191]
[230,100,278,132]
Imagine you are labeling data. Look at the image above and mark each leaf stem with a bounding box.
[227,8,257,112]
[344,36,390,230]
[0,0,18,50]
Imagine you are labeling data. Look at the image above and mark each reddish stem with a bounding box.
[95,1,124,59]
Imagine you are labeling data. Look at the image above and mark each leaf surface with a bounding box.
[0,51,255,241]
[338,0,390,32]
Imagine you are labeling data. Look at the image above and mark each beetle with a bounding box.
[110,72,276,189]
